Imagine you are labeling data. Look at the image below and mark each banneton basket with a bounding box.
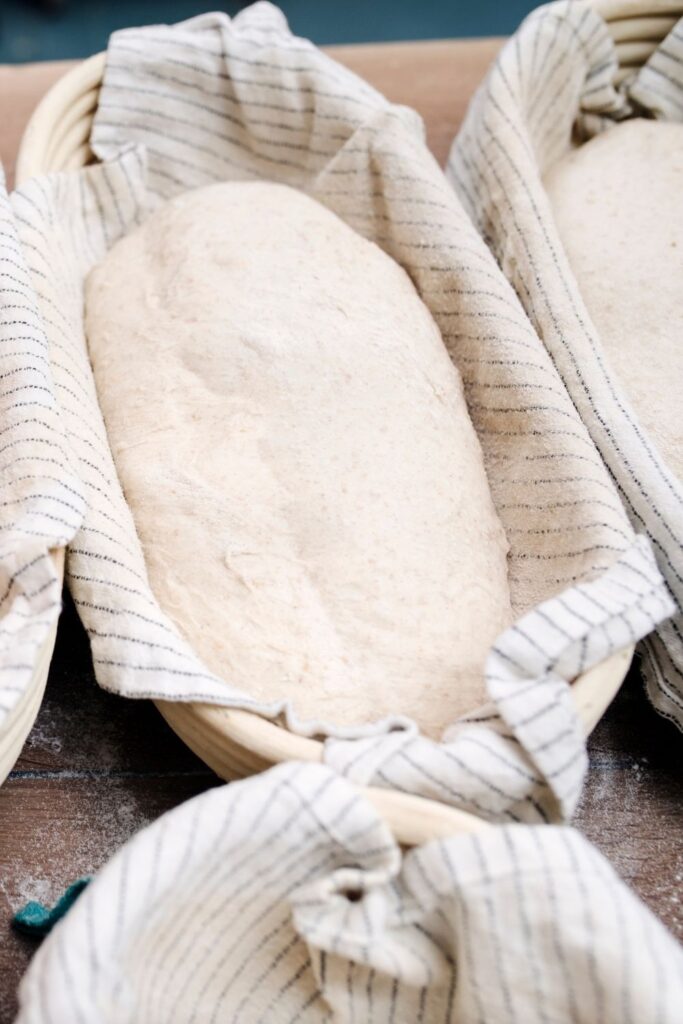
[0,555,63,785]
[14,8,661,839]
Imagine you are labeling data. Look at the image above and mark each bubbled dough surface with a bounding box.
[85,181,512,739]
[546,119,683,484]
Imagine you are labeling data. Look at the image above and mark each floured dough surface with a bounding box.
[546,119,683,483]
[85,181,511,738]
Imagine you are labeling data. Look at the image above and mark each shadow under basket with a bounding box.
[14,15,666,840]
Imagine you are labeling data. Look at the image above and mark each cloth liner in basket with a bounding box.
[1,3,675,825]
[449,0,683,731]
[14,760,683,1023]
[0,172,85,783]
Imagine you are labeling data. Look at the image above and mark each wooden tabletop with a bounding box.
[1,41,681,1023]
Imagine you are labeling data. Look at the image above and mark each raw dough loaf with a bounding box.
[85,181,511,738]
[546,119,683,483]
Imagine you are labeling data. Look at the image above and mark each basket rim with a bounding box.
[16,51,105,185]
[593,0,683,20]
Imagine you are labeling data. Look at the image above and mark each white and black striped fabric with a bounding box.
[14,761,683,1023]
[0,171,85,741]
[448,0,683,731]
[3,3,675,820]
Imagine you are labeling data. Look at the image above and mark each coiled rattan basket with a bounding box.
[14,0,676,836]
[0,553,63,786]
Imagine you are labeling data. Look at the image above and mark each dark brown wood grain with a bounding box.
[0,39,681,1023]
[2,597,680,1021]
[576,668,683,941]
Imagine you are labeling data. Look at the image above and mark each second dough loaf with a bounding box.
[546,119,683,485]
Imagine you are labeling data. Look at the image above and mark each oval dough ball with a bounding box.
[546,119,683,483]
[85,181,511,738]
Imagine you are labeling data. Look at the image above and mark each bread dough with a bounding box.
[85,181,511,738]
[546,119,683,483]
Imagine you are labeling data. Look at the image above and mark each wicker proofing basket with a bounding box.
[15,8,674,838]
[0,552,64,786]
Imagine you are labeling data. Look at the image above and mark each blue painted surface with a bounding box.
[0,1,537,63]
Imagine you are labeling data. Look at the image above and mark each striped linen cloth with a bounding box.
[0,172,85,743]
[2,2,676,820]
[448,0,683,731]
[14,761,683,1022]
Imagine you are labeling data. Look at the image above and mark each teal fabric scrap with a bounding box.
[12,877,91,938]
